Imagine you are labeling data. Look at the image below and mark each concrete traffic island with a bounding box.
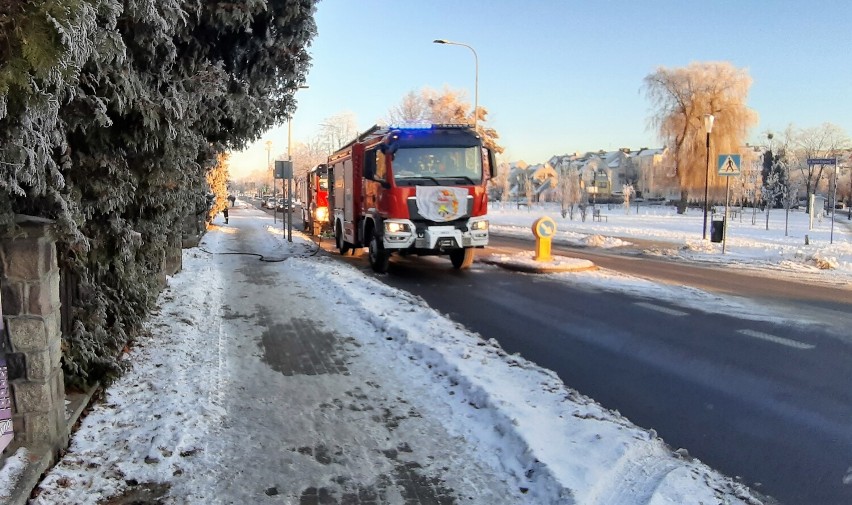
[481,216,597,273]
[481,251,597,273]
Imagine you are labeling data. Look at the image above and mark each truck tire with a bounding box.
[336,222,350,255]
[368,230,390,273]
[450,247,474,269]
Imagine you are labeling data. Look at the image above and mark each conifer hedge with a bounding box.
[0,0,317,385]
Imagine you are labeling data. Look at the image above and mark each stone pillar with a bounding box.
[164,231,182,276]
[182,208,207,248]
[0,217,67,455]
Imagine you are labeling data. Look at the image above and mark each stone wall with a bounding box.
[0,217,67,456]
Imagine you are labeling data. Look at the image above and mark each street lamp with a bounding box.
[265,140,273,191]
[433,39,478,129]
[265,140,275,223]
[702,113,715,240]
[285,85,310,242]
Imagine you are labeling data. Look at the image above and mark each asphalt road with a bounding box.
[278,198,852,503]
[311,227,851,505]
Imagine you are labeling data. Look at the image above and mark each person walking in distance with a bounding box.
[222,206,229,224]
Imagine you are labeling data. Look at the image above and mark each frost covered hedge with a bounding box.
[0,0,316,385]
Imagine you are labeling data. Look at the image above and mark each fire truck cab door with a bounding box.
[342,159,356,244]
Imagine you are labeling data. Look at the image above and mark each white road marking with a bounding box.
[634,302,688,317]
[736,329,815,350]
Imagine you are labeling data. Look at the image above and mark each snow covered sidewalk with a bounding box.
[6,208,766,504]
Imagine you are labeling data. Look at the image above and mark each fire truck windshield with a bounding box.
[392,146,481,185]
[318,176,328,190]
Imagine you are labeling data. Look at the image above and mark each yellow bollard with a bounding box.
[531,216,557,262]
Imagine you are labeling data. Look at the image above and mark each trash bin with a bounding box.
[710,219,724,243]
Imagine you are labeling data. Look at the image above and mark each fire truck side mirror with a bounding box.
[379,141,399,156]
[486,148,496,179]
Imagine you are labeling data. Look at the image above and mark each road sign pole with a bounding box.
[722,177,731,254]
[809,194,815,230]
[831,157,837,244]
[288,173,293,242]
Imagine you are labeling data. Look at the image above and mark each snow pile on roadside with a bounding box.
[583,234,630,248]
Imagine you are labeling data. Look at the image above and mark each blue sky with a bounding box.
[230,0,851,176]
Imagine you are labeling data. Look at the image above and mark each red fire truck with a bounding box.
[329,123,494,273]
[301,163,330,236]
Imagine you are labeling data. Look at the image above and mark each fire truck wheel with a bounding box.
[335,222,351,255]
[450,247,475,269]
[368,232,390,273]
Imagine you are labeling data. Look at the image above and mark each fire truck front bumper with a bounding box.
[382,218,489,250]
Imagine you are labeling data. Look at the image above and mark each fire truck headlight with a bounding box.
[315,206,329,222]
[385,222,410,234]
[471,220,489,231]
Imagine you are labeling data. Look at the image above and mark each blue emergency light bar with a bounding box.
[388,122,473,130]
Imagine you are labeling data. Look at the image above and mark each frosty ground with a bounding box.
[3,200,848,504]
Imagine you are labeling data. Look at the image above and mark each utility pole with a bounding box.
[266,140,275,224]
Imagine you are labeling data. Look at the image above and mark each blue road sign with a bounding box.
[717,154,741,176]
[807,158,836,165]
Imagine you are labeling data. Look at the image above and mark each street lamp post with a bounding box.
[287,117,293,240]
[286,85,309,242]
[266,140,275,224]
[433,39,478,129]
[702,113,715,240]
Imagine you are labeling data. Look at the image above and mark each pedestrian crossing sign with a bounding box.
[717,154,741,176]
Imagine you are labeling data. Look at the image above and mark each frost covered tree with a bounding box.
[737,158,762,225]
[485,161,511,204]
[319,111,359,153]
[557,169,582,219]
[785,123,850,205]
[1,0,318,384]
[387,90,430,124]
[643,62,759,211]
[291,138,330,180]
[524,176,534,209]
[622,184,634,214]
[761,169,783,231]
[208,153,231,221]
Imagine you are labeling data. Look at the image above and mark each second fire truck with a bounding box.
[301,163,330,236]
[329,123,494,273]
